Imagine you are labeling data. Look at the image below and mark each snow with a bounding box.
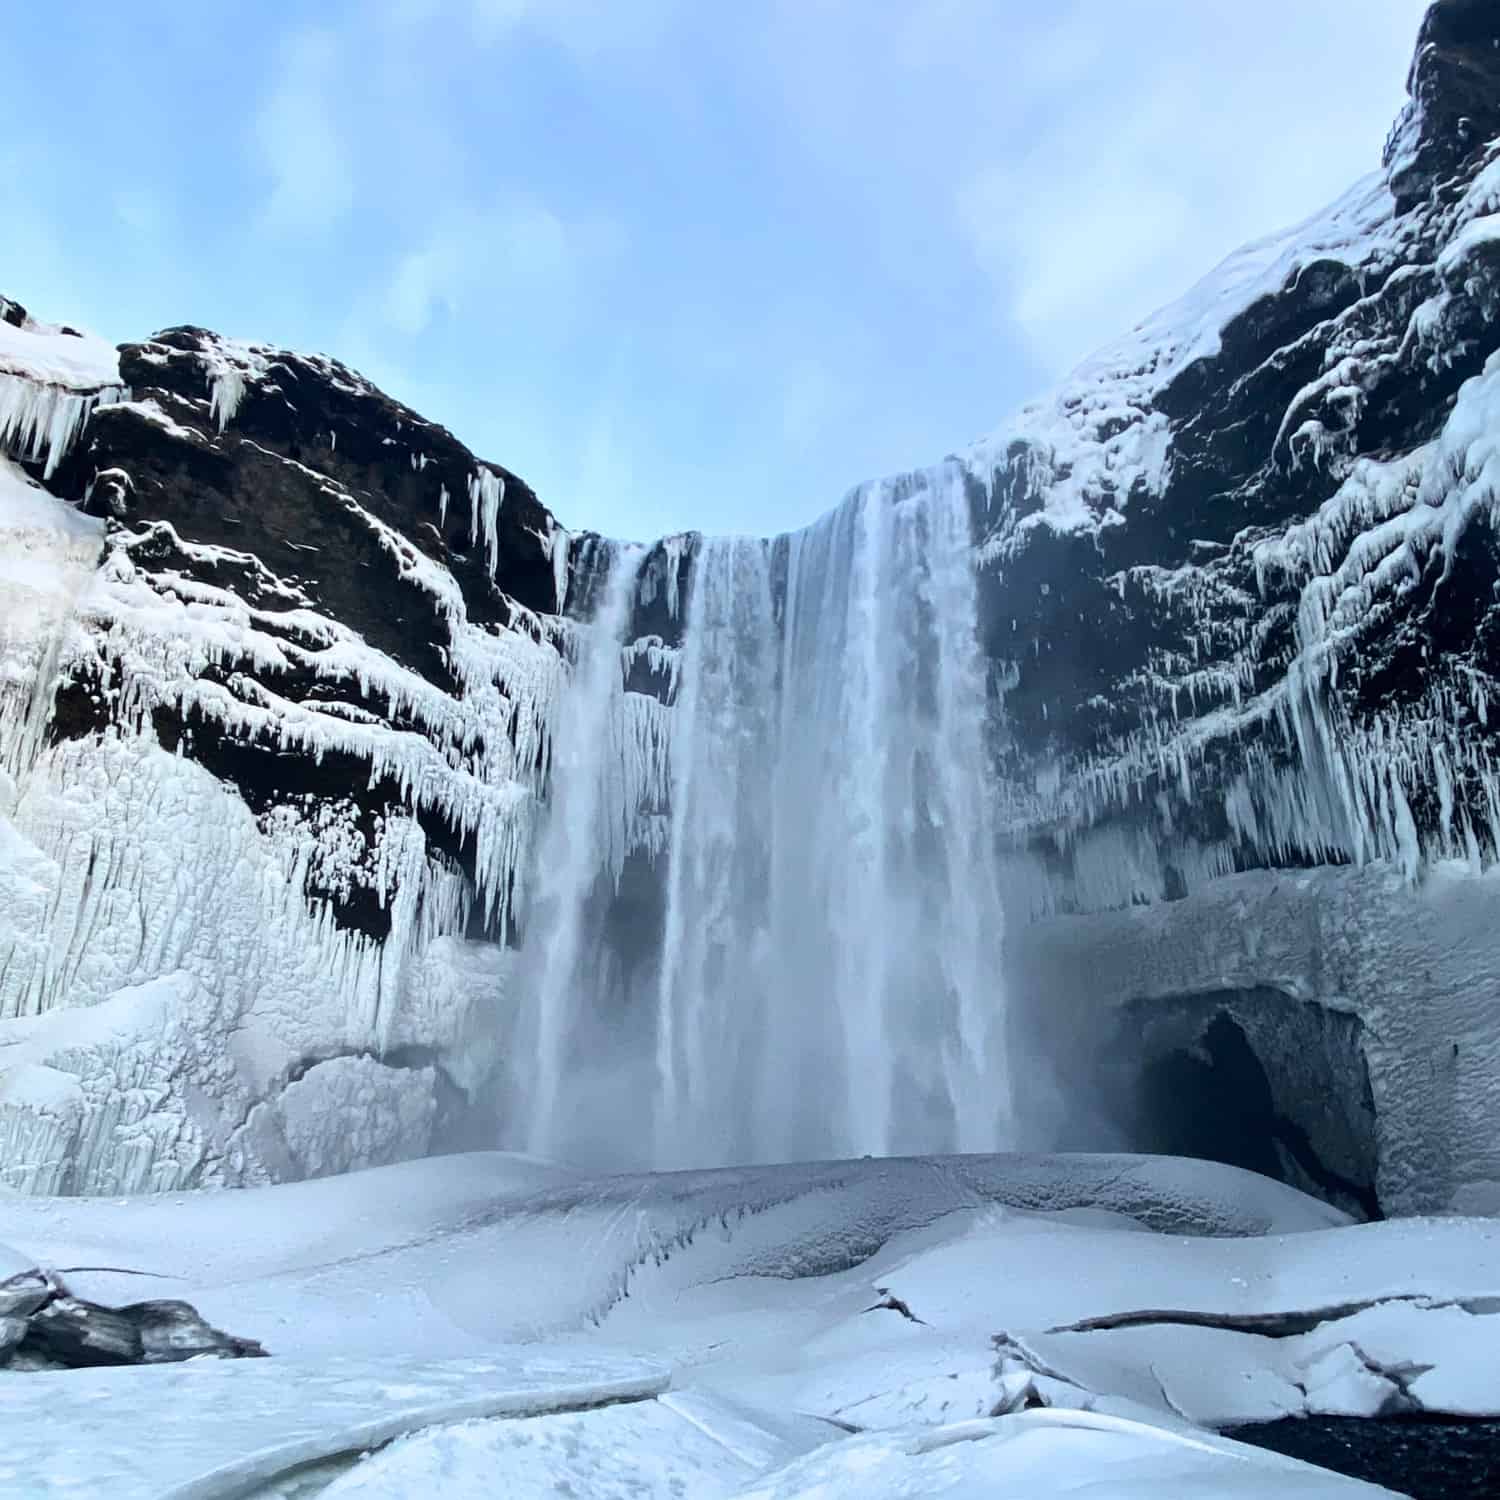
[0,458,104,782]
[728,1410,1399,1498]
[972,174,1401,564]
[0,1349,668,1500]
[1,1151,1479,1495]
[0,319,126,477]
[311,1394,826,1500]
[0,319,119,392]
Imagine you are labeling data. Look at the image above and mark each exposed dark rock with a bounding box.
[1386,0,1500,212]
[22,1297,145,1366]
[0,1269,54,1321]
[118,1299,269,1363]
[0,1264,267,1371]
[1089,995,1380,1220]
[1228,1414,1500,1500]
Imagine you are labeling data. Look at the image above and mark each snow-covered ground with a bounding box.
[1,1150,1493,1497]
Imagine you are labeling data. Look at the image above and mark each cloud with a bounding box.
[952,1,1429,378]
[253,28,354,237]
[778,358,838,451]
[376,197,618,338]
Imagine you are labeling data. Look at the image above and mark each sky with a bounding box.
[3,1,1430,542]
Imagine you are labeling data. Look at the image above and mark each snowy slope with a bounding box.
[3,1151,1491,1496]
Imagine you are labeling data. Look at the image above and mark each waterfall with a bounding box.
[511,463,1011,1168]
[515,538,645,1160]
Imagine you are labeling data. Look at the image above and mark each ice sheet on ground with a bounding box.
[0,1350,667,1500]
[728,1409,1403,1498]
[0,1151,1342,1361]
[311,1390,835,1500]
[2,1151,1494,1457]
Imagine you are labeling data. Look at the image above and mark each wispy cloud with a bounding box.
[951,1,1424,378]
[253,28,354,237]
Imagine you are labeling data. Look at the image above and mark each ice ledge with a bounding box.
[0,1349,669,1500]
[0,318,127,478]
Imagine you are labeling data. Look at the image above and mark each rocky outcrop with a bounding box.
[971,0,1500,910]
[1,1257,264,1369]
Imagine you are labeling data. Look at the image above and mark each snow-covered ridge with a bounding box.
[973,176,1403,563]
[964,103,1500,913]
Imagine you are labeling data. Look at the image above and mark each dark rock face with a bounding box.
[968,0,1500,915]
[43,328,584,944]
[1387,0,1500,211]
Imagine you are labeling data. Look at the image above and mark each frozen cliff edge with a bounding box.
[0,305,599,1192]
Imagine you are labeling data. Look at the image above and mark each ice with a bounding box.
[0,429,583,1189]
[0,458,106,776]
[0,1349,667,1500]
[0,1151,1490,1493]
[311,1393,830,1500]
[466,467,505,576]
[0,318,126,477]
[729,1411,1401,1498]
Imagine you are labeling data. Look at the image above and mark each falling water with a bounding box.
[511,463,1011,1167]
[516,538,644,1160]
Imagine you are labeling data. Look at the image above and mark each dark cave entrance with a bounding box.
[1094,990,1381,1220]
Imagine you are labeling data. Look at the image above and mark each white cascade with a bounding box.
[511,463,1011,1167]
[514,538,645,1160]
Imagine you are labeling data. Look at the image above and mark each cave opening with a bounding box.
[1093,990,1381,1220]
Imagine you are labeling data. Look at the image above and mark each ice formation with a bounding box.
[0,324,575,1189]
[0,318,127,478]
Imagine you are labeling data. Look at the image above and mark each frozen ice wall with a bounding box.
[512,463,1013,1169]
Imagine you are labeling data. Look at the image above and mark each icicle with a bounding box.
[468,469,505,576]
[0,372,126,478]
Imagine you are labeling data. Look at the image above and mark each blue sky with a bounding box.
[4,1,1428,541]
